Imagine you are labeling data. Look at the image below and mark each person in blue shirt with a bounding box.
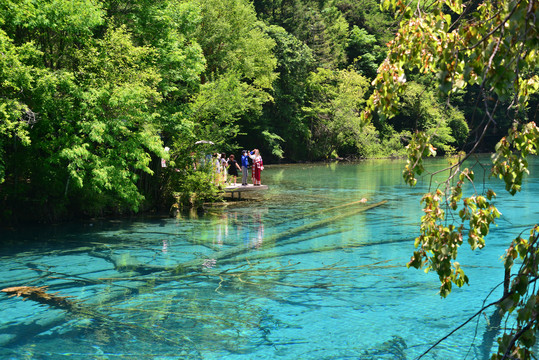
[241,150,250,186]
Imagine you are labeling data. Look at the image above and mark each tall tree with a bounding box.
[389,81,468,154]
[190,0,277,147]
[255,25,315,161]
[303,67,370,159]
[58,26,166,212]
[335,0,395,44]
[347,25,386,78]
[0,30,34,185]
[254,0,350,68]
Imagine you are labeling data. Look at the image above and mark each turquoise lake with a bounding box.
[1,155,537,359]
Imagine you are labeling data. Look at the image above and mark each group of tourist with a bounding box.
[214,149,263,186]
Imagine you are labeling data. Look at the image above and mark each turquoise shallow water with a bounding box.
[0,155,537,359]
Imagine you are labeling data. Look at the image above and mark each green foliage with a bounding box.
[494,226,539,360]
[353,124,410,158]
[366,0,538,121]
[0,0,105,68]
[390,81,462,153]
[0,0,284,220]
[364,0,539,357]
[256,25,315,161]
[185,0,278,159]
[492,122,539,195]
[261,130,285,159]
[402,132,437,187]
[303,67,369,159]
[347,26,385,78]
[335,0,395,44]
[0,30,34,183]
[165,155,222,210]
[408,182,501,297]
[255,0,350,68]
[446,108,469,148]
[319,4,349,67]
[251,0,404,160]
[62,26,165,211]
[190,71,272,150]
[1,0,105,34]
[352,123,383,157]
[194,0,277,88]
[135,0,206,101]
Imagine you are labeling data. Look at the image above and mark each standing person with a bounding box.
[213,153,221,185]
[249,149,264,186]
[220,153,228,184]
[227,154,241,186]
[241,150,250,186]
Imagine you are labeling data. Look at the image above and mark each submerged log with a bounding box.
[269,197,370,227]
[1,286,79,312]
[220,236,410,266]
[82,199,387,279]
[1,285,115,320]
[360,335,407,360]
[1,285,196,351]
[174,200,388,273]
[263,200,386,247]
[89,251,173,274]
[84,199,388,276]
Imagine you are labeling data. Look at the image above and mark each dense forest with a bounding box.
[0,0,536,222]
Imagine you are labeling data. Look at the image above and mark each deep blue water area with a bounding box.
[1,155,537,359]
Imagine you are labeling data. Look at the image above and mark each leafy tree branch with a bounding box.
[362,0,539,357]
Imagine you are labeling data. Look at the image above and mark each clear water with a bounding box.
[1,155,537,360]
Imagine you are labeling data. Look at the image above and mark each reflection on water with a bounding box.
[0,156,538,359]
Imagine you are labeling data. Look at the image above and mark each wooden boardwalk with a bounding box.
[223,184,268,199]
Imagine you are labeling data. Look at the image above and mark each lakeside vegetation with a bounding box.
[0,0,536,222]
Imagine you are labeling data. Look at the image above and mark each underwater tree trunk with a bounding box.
[173,200,388,273]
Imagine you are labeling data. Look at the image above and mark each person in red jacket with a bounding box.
[249,149,264,185]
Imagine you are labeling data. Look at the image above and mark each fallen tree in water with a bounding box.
[1,199,389,351]
[88,199,388,276]
[1,285,199,352]
[1,286,79,311]
[173,199,388,273]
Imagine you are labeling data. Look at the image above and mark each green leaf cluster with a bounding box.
[492,122,539,195]
[302,67,369,159]
[0,0,279,220]
[494,226,539,359]
[365,0,539,357]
